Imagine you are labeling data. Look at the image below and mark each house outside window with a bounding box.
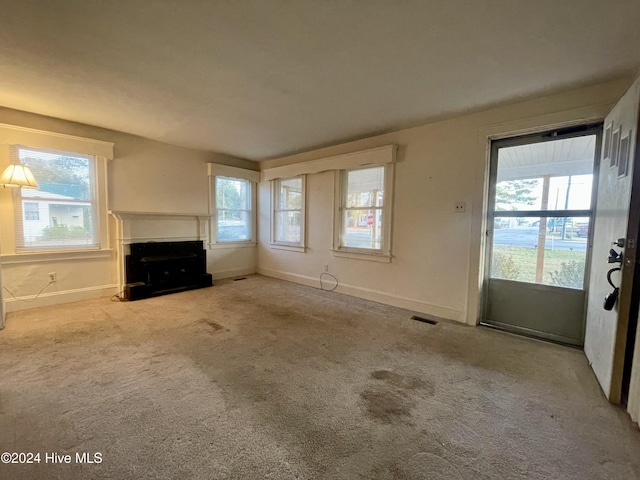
[13,146,99,250]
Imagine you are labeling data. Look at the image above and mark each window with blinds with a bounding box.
[12,146,99,250]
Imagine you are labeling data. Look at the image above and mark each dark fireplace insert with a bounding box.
[124,240,213,301]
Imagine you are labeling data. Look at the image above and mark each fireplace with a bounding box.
[124,240,213,300]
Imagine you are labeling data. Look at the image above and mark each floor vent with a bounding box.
[410,315,438,325]
[233,277,247,281]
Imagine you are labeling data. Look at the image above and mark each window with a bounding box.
[489,133,597,289]
[13,146,99,250]
[23,202,39,221]
[215,176,253,242]
[208,163,258,246]
[335,164,394,258]
[272,176,305,247]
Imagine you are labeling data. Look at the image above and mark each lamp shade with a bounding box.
[0,164,39,189]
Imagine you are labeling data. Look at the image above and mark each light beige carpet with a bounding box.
[0,274,638,479]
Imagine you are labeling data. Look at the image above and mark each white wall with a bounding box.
[0,107,257,313]
[258,78,632,324]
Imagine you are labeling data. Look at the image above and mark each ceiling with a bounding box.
[498,135,597,181]
[1,1,639,161]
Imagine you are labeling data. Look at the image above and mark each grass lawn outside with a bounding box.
[492,245,586,288]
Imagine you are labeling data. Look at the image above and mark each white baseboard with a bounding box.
[5,284,120,313]
[257,267,465,323]
[213,267,256,281]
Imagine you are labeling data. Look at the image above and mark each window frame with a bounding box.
[271,175,306,250]
[10,145,106,253]
[210,174,257,246]
[333,163,394,260]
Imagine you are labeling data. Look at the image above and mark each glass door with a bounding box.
[483,126,601,346]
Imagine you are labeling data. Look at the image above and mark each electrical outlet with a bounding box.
[455,201,466,213]
[48,272,57,282]
[324,263,329,272]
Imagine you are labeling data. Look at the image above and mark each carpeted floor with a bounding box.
[0,274,639,479]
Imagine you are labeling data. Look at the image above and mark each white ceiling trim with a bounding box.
[497,158,594,182]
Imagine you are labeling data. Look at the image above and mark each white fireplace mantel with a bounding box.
[109,210,210,243]
[109,210,211,290]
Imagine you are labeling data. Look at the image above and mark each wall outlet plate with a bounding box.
[455,201,466,213]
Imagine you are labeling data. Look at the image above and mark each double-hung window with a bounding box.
[272,176,305,247]
[209,163,258,245]
[261,145,396,259]
[335,164,394,258]
[13,146,100,250]
[215,176,252,242]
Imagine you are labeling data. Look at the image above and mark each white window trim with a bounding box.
[1,249,114,264]
[208,163,258,246]
[270,175,306,251]
[261,145,396,181]
[332,163,395,261]
[0,125,113,257]
[1,149,110,256]
[0,123,114,158]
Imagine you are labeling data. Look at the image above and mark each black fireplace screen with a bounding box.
[125,241,213,300]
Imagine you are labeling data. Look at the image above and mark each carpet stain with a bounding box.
[371,369,435,395]
[360,389,413,423]
[200,318,224,331]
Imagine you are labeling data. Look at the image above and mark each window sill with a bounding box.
[208,242,257,250]
[1,248,114,264]
[270,243,306,253]
[331,249,392,263]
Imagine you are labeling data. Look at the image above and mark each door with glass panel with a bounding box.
[483,126,601,346]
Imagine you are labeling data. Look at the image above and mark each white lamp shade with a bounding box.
[0,164,39,189]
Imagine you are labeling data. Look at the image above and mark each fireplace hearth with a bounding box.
[124,241,213,300]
